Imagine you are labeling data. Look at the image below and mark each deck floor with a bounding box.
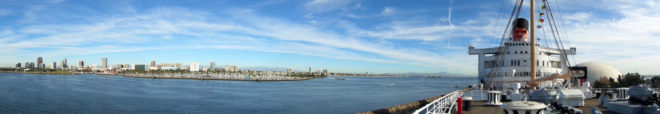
[463,98,609,114]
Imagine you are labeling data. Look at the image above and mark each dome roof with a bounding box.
[575,62,621,84]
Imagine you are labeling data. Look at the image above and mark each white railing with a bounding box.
[413,90,466,114]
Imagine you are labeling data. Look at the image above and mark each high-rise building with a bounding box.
[25,62,30,68]
[309,66,311,73]
[134,64,146,71]
[224,65,230,71]
[323,69,329,76]
[151,60,156,67]
[61,58,68,69]
[37,57,43,69]
[228,66,239,72]
[102,57,108,69]
[79,60,85,68]
[190,62,199,72]
[287,68,293,75]
[175,63,183,69]
[51,62,56,69]
[210,62,216,71]
[15,63,21,68]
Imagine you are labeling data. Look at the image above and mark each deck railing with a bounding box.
[413,90,465,114]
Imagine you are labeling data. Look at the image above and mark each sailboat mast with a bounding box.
[530,0,537,89]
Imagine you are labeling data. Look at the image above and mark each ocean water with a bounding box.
[0,73,476,114]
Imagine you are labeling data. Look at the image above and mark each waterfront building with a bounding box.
[224,65,230,71]
[309,66,311,73]
[78,60,85,68]
[202,67,208,72]
[149,66,159,71]
[102,57,107,69]
[15,63,21,68]
[161,63,173,67]
[37,57,43,69]
[210,62,216,71]
[160,66,178,70]
[323,69,329,76]
[175,63,183,69]
[24,62,34,69]
[40,64,45,69]
[287,68,293,75]
[91,64,98,71]
[116,64,123,69]
[190,62,199,72]
[61,58,67,69]
[134,64,146,71]
[52,62,57,69]
[151,60,156,67]
[125,64,130,69]
[229,66,239,72]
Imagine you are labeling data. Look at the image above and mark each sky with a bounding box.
[0,0,659,75]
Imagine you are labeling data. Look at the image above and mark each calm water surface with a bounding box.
[0,73,476,114]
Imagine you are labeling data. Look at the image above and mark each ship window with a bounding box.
[514,51,518,54]
[526,43,529,46]
[525,51,528,54]
[507,51,510,54]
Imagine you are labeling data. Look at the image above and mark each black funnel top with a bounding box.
[512,18,529,30]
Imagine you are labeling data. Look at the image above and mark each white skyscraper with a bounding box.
[190,62,199,72]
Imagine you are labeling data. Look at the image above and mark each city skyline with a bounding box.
[1,0,660,75]
[13,56,329,73]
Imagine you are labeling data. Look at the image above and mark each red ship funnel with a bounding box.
[512,18,529,42]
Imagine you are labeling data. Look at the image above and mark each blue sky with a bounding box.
[1,0,659,75]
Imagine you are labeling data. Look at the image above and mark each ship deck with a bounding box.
[464,98,609,114]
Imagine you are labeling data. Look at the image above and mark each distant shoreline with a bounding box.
[0,71,81,75]
[0,71,316,81]
[114,73,315,81]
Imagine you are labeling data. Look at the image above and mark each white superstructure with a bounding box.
[469,41,576,88]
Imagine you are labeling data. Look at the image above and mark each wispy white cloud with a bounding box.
[551,0,660,74]
[381,7,395,16]
[1,7,477,74]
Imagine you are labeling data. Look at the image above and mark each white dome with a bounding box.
[575,62,621,84]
